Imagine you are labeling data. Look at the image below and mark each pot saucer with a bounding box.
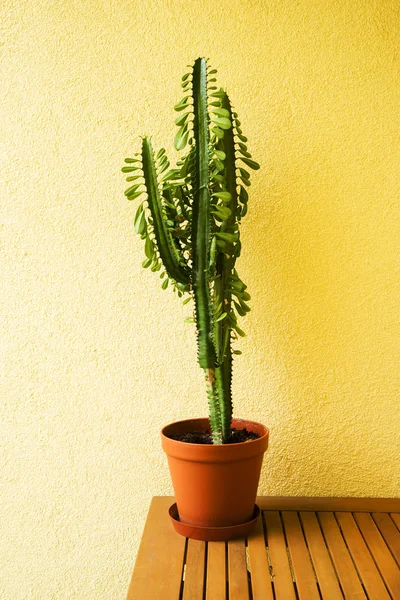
[168,503,260,541]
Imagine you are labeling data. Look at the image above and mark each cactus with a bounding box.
[122,58,259,444]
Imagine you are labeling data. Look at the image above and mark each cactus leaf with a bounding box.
[121,166,140,173]
[212,205,231,220]
[125,175,143,182]
[239,157,260,170]
[234,301,246,317]
[212,127,224,139]
[151,261,161,272]
[142,258,152,268]
[214,158,224,172]
[216,232,239,243]
[210,90,225,98]
[125,184,142,197]
[239,299,251,312]
[134,204,147,235]
[239,186,249,204]
[209,235,217,267]
[126,191,143,201]
[216,312,227,322]
[174,126,189,151]
[214,149,226,160]
[212,116,231,130]
[174,97,189,111]
[233,324,246,337]
[213,191,232,201]
[212,108,230,118]
[175,112,189,126]
[144,236,154,259]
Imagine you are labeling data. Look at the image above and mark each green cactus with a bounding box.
[122,57,259,444]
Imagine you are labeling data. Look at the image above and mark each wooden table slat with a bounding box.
[282,511,320,599]
[247,514,274,600]
[228,539,250,600]
[318,511,367,599]
[264,511,297,600]
[206,541,226,600]
[372,512,400,567]
[182,539,206,600]
[391,513,400,531]
[299,512,343,600]
[335,512,391,600]
[127,497,186,600]
[354,512,400,599]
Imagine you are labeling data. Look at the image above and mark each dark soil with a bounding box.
[169,428,260,445]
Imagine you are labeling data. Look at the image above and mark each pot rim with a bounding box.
[161,417,269,462]
[161,417,269,447]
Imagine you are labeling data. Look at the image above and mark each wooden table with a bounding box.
[127,496,400,599]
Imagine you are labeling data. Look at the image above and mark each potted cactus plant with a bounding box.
[122,57,269,541]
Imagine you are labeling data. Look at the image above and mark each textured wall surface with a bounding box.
[1,0,399,598]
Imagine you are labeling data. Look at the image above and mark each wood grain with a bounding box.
[299,511,343,600]
[182,539,206,600]
[126,497,186,600]
[206,541,226,600]
[318,511,367,599]
[335,511,390,600]
[372,512,400,566]
[264,511,297,600]
[247,515,274,600]
[391,513,400,531]
[282,511,320,599]
[354,512,400,598]
[228,539,250,600]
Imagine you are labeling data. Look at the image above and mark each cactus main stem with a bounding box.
[205,369,222,444]
[214,263,232,443]
[191,57,221,441]
[213,94,239,442]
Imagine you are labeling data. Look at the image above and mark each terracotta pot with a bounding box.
[161,418,269,531]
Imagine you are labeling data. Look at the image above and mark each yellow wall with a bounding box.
[1,0,399,597]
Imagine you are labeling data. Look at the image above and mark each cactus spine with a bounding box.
[122,58,259,444]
